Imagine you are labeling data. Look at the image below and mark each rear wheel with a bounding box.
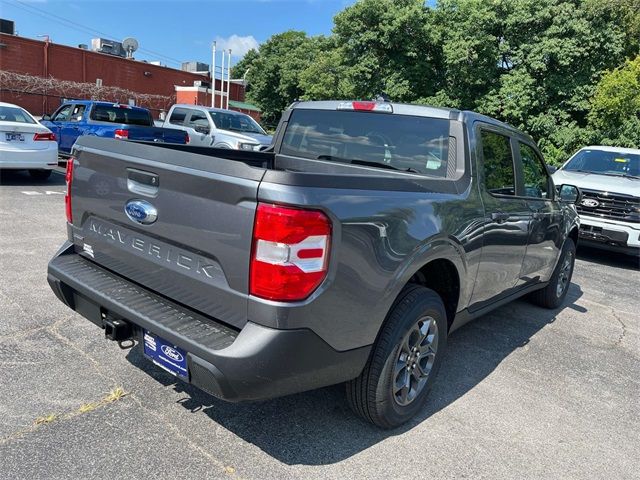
[346,285,447,429]
[28,169,52,181]
[529,238,576,309]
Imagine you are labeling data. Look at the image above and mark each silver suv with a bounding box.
[163,104,272,150]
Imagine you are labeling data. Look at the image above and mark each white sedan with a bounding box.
[0,102,58,180]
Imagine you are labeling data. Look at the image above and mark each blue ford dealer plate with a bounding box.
[143,331,188,379]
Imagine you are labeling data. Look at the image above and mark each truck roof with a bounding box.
[63,100,150,112]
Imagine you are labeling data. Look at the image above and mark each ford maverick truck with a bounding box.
[47,100,581,428]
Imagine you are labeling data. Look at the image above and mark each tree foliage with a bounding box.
[587,56,640,148]
[237,0,639,164]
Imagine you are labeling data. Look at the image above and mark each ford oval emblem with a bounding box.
[124,199,157,225]
[161,345,184,362]
[581,198,599,208]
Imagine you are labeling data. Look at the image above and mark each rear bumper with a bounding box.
[0,144,58,169]
[47,243,370,401]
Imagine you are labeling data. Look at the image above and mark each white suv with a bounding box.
[162,104,272,150]
[553,146,639,256]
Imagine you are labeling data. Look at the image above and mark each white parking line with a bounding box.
[20,191,65,196]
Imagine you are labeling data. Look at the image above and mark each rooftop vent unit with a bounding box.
[182,61,210,73]
[0,19,15,35]
[91,38,125,57]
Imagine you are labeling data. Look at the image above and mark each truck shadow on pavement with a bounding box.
[126,282,584,466]
[576,245,639,271]
[0,169,65,186]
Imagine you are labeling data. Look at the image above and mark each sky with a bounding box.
[0,0,356,71]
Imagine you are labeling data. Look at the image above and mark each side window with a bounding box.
[169,108,189,125]
[186,111,210,132]
[52,104,73,122]
[70,105,86,122]
[480,130,516,196]
[519,143,549,199]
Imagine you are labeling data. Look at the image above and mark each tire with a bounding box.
[346,284,448,429]
[29,169,52,181]
[529,238,576,309]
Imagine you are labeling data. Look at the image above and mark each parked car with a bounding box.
[47,100,581,428]
[0,102,58,180]
[163,104,272,150]
[40,101,188,157]
[553,146,639,256]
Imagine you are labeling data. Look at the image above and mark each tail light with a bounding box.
[33,132,57,141]
[114,129,129,140]
[337,101,393,113]
[185,132,190,144]
[250,203,332,301]
[64,158,74,223]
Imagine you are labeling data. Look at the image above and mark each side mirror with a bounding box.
[547,165,557,174]
[194,125,210,135]
[558,184,581,204]
[41,114,52,121]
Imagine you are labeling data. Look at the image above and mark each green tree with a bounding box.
[333,0,441,101]
[238,31,317,126]
[587,56,640,147]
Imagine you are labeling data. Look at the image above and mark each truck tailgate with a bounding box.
[68,136,266,329]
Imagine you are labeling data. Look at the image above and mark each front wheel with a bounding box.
[346,285,448,429]
[529,238,576,309]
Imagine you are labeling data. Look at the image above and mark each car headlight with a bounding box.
[239,142,259,151]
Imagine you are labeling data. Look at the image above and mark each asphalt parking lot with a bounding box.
[0,168,638,480]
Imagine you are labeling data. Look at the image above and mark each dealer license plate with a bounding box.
[143,330,188,379]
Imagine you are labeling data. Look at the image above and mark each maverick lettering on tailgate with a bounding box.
[86,218,227,286]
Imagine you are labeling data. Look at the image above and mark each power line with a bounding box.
[5,0,186,67]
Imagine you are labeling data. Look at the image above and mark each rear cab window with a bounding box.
[281,109,453,177]
[90,105,153,126]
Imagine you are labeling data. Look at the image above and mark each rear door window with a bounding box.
[281,109,452,176]
[480,130,516,196]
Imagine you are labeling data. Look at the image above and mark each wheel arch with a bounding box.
[386,237,466,333]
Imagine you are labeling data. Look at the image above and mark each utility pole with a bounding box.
[211,41,216,108]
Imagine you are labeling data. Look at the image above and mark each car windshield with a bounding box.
[0,106,36,124]
[563,149,640,178]
[208,110,266,134]
[280,109,452,176]
[90,105,153,126]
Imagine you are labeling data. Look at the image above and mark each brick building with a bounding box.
[0,33,261,120]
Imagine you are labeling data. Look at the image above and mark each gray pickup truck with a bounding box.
[47,100,581,428]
